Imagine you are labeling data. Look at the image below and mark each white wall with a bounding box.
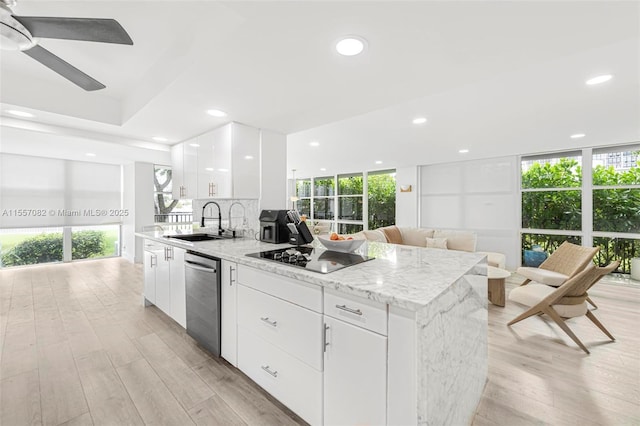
[395,166,419,227]
[420,156,520,270]
[121,162,155,263]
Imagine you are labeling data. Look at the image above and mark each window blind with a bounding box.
[0,153,122,228]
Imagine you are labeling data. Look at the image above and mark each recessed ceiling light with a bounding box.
[218,168,229,172]
[570,133,586,139]
[320,167,327,171]
[412,117,427,124]
[244,155,254,160]
[458,149,469,154]
[205,167,214,171]
[309,141,320,147]
[207,109,227,117]
[152,136,168,142]
[189,143,200,147]
[336,36,366,56]
[586,74,613,85]
[375,160,383,164]
[7,110,34,118]
[85,153,96,157]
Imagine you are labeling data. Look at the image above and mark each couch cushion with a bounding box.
[478,251,506,269]
[398,227,435,247]
[433,230,477,252]
[379,225,403,245]
[516,267,568,286]
[426,237,448,249]
[351,230,387,242]
[508,283,588,318]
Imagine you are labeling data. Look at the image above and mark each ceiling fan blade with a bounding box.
[23,45,106,91]
[13,16,133,45]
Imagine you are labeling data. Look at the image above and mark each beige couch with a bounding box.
[353,225,506,269]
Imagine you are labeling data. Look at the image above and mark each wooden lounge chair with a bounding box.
[517,241,600,306]
[508,261,619,354]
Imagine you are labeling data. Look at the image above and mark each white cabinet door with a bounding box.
[230,122,260,198]
[171,141,199,199]
[324,316,387,426]
[212,124,232,198]
[221,260,237,366]
[155,246,171,315]
[169,246,186,328]
[196,135,216,198]
[170,144,184,199]
[143,250,157,304]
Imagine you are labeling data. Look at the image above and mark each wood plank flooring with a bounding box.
[1,258,638,425]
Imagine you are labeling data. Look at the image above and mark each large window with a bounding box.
[294,169,396,233]
[154,165,192,224]
[521,146,640,273]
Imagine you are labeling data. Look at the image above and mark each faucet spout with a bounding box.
[228,201,246,230]
[201,201,223,235]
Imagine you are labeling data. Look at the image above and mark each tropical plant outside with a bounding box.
[522,155,640,273]
[1,230,116,267]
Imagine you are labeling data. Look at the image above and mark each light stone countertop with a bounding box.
[137,230,487,311]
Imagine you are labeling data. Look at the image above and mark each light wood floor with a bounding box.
[1,258,638,426]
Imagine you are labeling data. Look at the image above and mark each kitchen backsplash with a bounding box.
[193,198,260,238]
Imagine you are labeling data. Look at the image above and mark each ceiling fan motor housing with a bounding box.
[0,3,35,51]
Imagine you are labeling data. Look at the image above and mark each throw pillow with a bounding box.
[426,237,448,249]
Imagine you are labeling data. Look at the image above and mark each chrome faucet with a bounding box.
[228,201,246,230]
[201,201,223,235]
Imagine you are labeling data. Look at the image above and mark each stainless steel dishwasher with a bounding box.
[184,251,221,357]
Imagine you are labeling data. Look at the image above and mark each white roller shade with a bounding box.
[0,153,122,228]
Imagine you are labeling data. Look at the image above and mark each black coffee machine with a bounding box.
[259,210,290,243]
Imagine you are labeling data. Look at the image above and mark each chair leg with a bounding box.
[586,296,598,309]
[544,307,590,354]
[507,305,542,326]
[585,310,615,341]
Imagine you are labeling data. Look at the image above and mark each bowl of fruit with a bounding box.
[317,233,365,253]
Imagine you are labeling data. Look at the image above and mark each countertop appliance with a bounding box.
[246,246,373,274]
[259,209,290,243]
[184,251,221,356]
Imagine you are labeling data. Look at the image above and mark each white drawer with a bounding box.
[324,289,388,335]
[238,326,322,426]
[237,284,323,370]
[237,264,322,312]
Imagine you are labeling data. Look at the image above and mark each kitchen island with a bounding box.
[138,231,488,426]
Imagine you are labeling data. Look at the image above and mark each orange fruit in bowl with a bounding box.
[330,232,339,241]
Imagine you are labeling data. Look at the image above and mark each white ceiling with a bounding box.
[1,1,638,171]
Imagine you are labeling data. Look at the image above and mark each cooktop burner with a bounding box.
[245,246,373,274]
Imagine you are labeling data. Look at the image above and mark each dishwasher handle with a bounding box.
[185,261,217,274]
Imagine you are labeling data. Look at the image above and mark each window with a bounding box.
[292,169,396,234]
[521,152,583,265]
[591,146,640,273]
[0,228,63,267]
[154,165,192,224]
[521,146,640,274]
[368,170,396,229]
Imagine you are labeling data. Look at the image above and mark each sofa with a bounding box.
[353,225,506,269]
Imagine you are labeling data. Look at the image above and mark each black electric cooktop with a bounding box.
[246,246,373,274]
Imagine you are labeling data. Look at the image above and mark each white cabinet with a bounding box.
[221,260,238,366]
[142,240,186,328]
[323,290,388,426]
[171,140,198,199]
[170,122,283,201]
[169,246,186,328]
[236,265,323,425]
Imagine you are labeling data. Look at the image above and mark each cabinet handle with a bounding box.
[323,324,330,352]
[168,247,174,260]
[229,265,236,285]
[335,304,363,316]
[150,255,157,267]
[260,317,277,327]
[261,365,278,378]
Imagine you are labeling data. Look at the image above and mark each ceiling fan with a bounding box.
[0,0,133,91]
